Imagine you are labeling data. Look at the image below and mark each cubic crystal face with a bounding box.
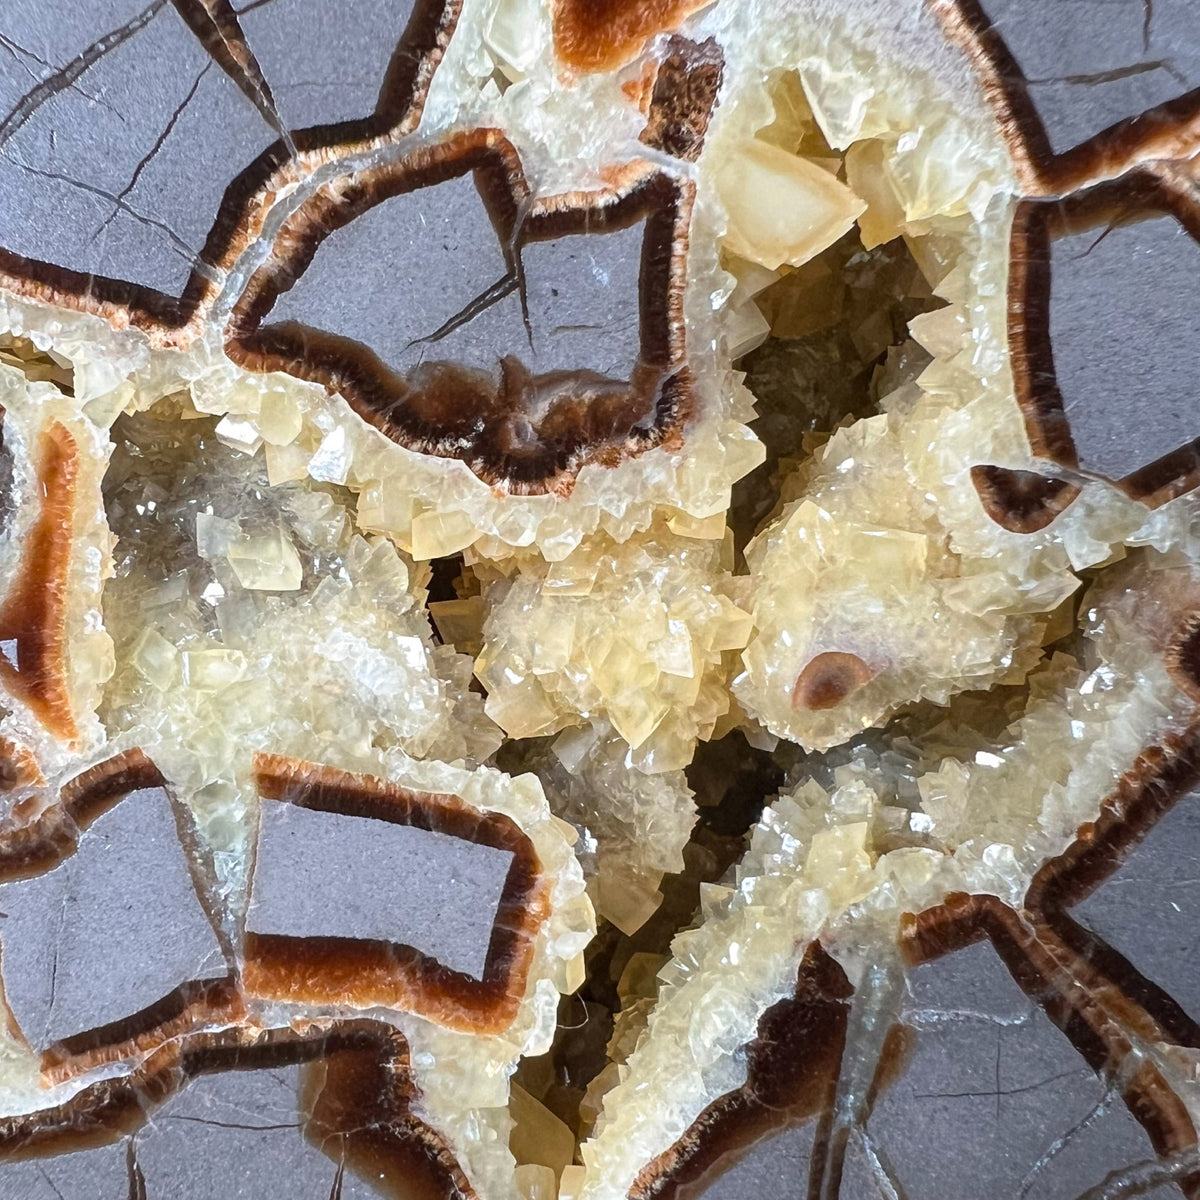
[0,0,1199,1198]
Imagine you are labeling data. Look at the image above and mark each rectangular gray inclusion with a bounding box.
[1050,215,1200,480]
[269,171,516,376]
[979,0,1200,155]
[0,786,228,1053]
[246,799,514,981]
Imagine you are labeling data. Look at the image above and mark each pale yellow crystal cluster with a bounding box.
[476,524,751,772]
[582,544,1200,1200]
[502,728,698,935]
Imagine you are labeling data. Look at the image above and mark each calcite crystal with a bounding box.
[1,0,1200,1198]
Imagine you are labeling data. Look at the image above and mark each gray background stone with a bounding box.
[1050,214,1200,481]
[0,786,227,1052]
[977,0,1200,155]
[246,798,514,981]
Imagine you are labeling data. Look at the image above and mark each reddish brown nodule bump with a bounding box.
[970,464,1081,533]
[0,421,79,744]
[791,651,874,711]
[304,1031,480,1200]
[551,0,712,73]
[244,754,549,1035]
[639,36,725,163]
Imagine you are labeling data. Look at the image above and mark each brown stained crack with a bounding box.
[1009,169,1200,507]
[0,151,212,282]
[243,753,550,1035]
[227,129,694,494]
[124,1139,146,1200]
[0,32,127,122]
[404,273,524,354]
[638,36,724,163]
[970,465,1081,533]
[91,61,215,250]
[0,421,79,744]
[0,1023,478,1200]
[0,0,170,151]
[551,0,713,73]
[1025,61,1182,89]
[930,0,1200,194]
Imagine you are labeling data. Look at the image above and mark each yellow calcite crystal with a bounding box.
[476,524,751,772]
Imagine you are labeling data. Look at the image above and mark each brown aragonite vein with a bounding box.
[302,1024,479,1200]
[227,130,694,494]
[0,420,79,744]
[551,0,713,74]
[0,0,463,347]
[970,465,1081,533]
[1009,168,1200,508]
[0,749,241,1083]
[901,894,1200,1193]
[628,943,853,1200]
[0,1022,477,1200]
[930,0,1200,195]
[894,719,1200,1195]
[244,753,550,1036]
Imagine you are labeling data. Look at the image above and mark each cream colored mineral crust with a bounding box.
[580,546,1200,1199]
[498,724,699,934]
[475,522,751,771]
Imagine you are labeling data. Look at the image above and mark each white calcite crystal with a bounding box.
[101,402,504,869]
[502,725,698,934]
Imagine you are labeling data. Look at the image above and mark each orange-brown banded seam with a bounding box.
[246,753,549,1035]
[0,421,80,743]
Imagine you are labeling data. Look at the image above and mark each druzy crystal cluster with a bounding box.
[0,1,1199,1198]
